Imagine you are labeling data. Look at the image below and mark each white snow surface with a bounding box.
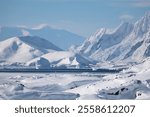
[0,36,61,64]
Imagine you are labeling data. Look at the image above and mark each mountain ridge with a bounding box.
[0,25,85,50]
[77,12,150,65]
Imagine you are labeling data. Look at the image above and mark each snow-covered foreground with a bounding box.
[0,72,102,100]
[0,68,150,100]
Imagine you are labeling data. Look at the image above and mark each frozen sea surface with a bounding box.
[0,70,150,100]
[0,72,103,100]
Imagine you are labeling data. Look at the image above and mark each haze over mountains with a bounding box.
[0,25,85,50]
[0,12,150,69]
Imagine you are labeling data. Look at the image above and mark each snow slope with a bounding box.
[0,25,85,50]
[0,36,61,64]
[65,59,150,100]
[26,51,93,68]
[78,12,150,64]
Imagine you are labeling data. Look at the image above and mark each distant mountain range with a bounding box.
[0,12,150,69]
[0,25,85,50]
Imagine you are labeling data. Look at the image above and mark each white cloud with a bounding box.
[111,0,150,8]
[132,0,150,7]
[120,14,134,21]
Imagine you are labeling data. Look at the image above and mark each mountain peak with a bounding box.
[115,22,133,34]
[134,11,150,36]
[87,28,106,42]
[144,11,150,19]
[119,22,133,28]
[141,11,150,24]
[0,36,62,63]
[18,36,62,51]
[78,12,150,62]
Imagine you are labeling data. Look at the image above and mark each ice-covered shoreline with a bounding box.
[0,63,150,100]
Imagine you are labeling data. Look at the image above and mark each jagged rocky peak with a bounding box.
[115,22,133,35]
[78,22,134,55]
[77,12,150,63]
[134,11,150,36]
[88,28,106,42]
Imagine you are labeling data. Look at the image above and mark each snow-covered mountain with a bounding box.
[78,12,150,64]
[26,51,93,69]
[1,12,150,69]
[0,36,61,64]
[0,25,85,50]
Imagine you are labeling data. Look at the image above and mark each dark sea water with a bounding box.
[0,68,123,73]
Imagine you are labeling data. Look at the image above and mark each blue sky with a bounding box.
[0,0,150,37]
